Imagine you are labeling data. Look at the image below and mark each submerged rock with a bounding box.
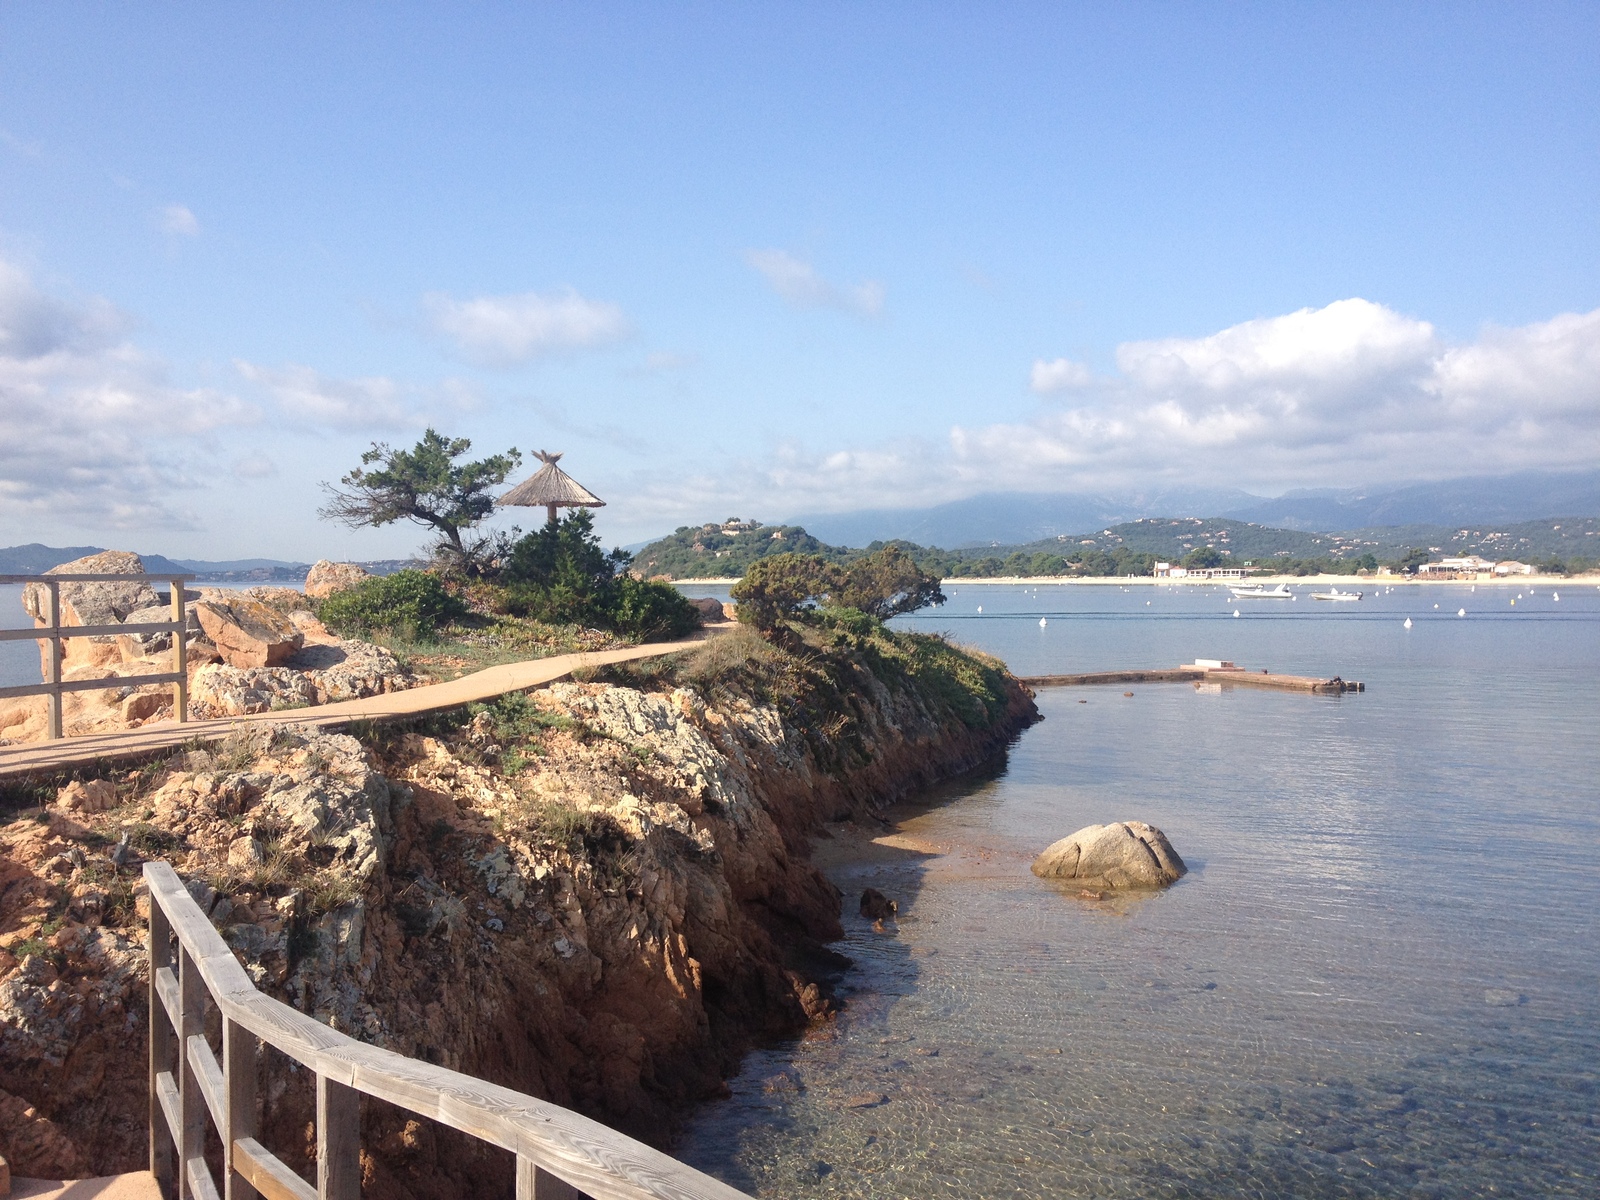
[1031,821,1186,890]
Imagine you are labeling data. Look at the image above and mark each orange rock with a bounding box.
[194,597,304,668]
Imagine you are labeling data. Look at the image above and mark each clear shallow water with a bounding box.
[678,582,1600,1199]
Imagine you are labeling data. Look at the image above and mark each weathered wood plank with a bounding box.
[316,1075,360,1200]
[0,672,186,701]
[232,1139,315,1200]
[155,1071,183,1155]
[0,620,182,642]
[45,582,60,740]
[179,948,209,1200]
[225,1019,261,1200]
[144,835,761,1200]
[188,1034,227,1134]
[150,903,176,1198]
[187,1155,224,1200]
[0,572,195,583]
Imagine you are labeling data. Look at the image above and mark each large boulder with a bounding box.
[20,551,158,629]
[304,560,370,599]
[194,596,304,668]
[1031,821,1187,891]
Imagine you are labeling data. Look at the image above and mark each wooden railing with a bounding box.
[0,572,194,739]
[144,862,751,1200]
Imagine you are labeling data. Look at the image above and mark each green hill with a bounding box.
[631,515,1600,581]
[631,520,855,579]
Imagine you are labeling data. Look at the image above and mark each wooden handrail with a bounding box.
[4,572,193,738]
[144,862,752,1200]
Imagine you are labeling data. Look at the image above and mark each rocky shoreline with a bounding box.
[0,623,1037,1196]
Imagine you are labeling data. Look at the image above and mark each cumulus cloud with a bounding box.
[744,249,885,317]
[0,259,256,531]
[235,361,482,432]
[159,204,200,236]
[974,299,1600,492]
[422,289,629,367]
[1030,357,1095,393]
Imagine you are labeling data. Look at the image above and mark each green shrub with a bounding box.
[317,570,467,638]
[499,512,696,638]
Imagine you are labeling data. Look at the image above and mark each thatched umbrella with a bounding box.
[497,450,605,526]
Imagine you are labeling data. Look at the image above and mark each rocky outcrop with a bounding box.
[304,560,370,598]
[1031,821,1187,890]
[0,633,1037,1193]
[21,551,158,631]
[190,641,427,716]
[194,596,305,668]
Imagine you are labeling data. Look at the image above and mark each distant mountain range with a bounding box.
[786,468,1600,548]
[0,545,416,581]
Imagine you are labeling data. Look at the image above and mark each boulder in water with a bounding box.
[1031,821,1186,891]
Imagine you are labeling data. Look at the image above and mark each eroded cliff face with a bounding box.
[0,631,1035,1195]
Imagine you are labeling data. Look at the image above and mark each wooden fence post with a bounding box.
[45,580,61,740]
[178,947,209,1200]
[150,901,176,1197]
[316,1075,360,1200]
[224,1018,259,1200]
[172,581,189,724]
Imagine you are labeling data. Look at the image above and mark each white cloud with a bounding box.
[744,249,885,317]
[1030,357,1095,393]
[967,299,1600,492]
[422,289,629,367]
[0,259,257,531]
[236,361,423,430]
[624,298,1600,531]
[232,452,278,479]
[160,204,200,236]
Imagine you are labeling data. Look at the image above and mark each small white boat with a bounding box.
[1230,583,1293,599]
[1311,587,1363,602]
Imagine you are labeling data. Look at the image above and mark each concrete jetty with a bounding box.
[1021,662,1363,694]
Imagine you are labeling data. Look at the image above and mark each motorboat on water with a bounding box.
[1230,583,1293,599]
[1311,586,1363,602]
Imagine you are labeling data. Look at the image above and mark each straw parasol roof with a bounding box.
[497,451,605,524]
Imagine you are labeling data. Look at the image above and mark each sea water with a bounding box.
[677,582,1600,1198]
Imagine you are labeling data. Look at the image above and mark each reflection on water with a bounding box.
[678,584,1600,1198]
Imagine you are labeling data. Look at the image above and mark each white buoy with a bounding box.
[1511,599,1516,606]
[1233,609,1241,618]
[1404,617,1413,628]
[1433,603,1439,609]
[1553,592,1560,601]
[1039,617,1047,627]
[976,605,982,613]
[1458,608,1466,616]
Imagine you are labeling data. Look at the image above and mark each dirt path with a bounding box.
[0,626,728,782]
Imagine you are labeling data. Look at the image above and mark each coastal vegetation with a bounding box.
[632,514,1600,581]
[314,432,698,657]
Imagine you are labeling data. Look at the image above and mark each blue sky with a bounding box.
[2,2,1597,559]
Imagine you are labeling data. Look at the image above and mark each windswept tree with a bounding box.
[319,429,521,576]
[732,546,944,630]
[836,545,945,618]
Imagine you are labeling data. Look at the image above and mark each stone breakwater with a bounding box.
[0,635,1037,1196]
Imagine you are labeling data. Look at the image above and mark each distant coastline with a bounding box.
[674,573,1592,587]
